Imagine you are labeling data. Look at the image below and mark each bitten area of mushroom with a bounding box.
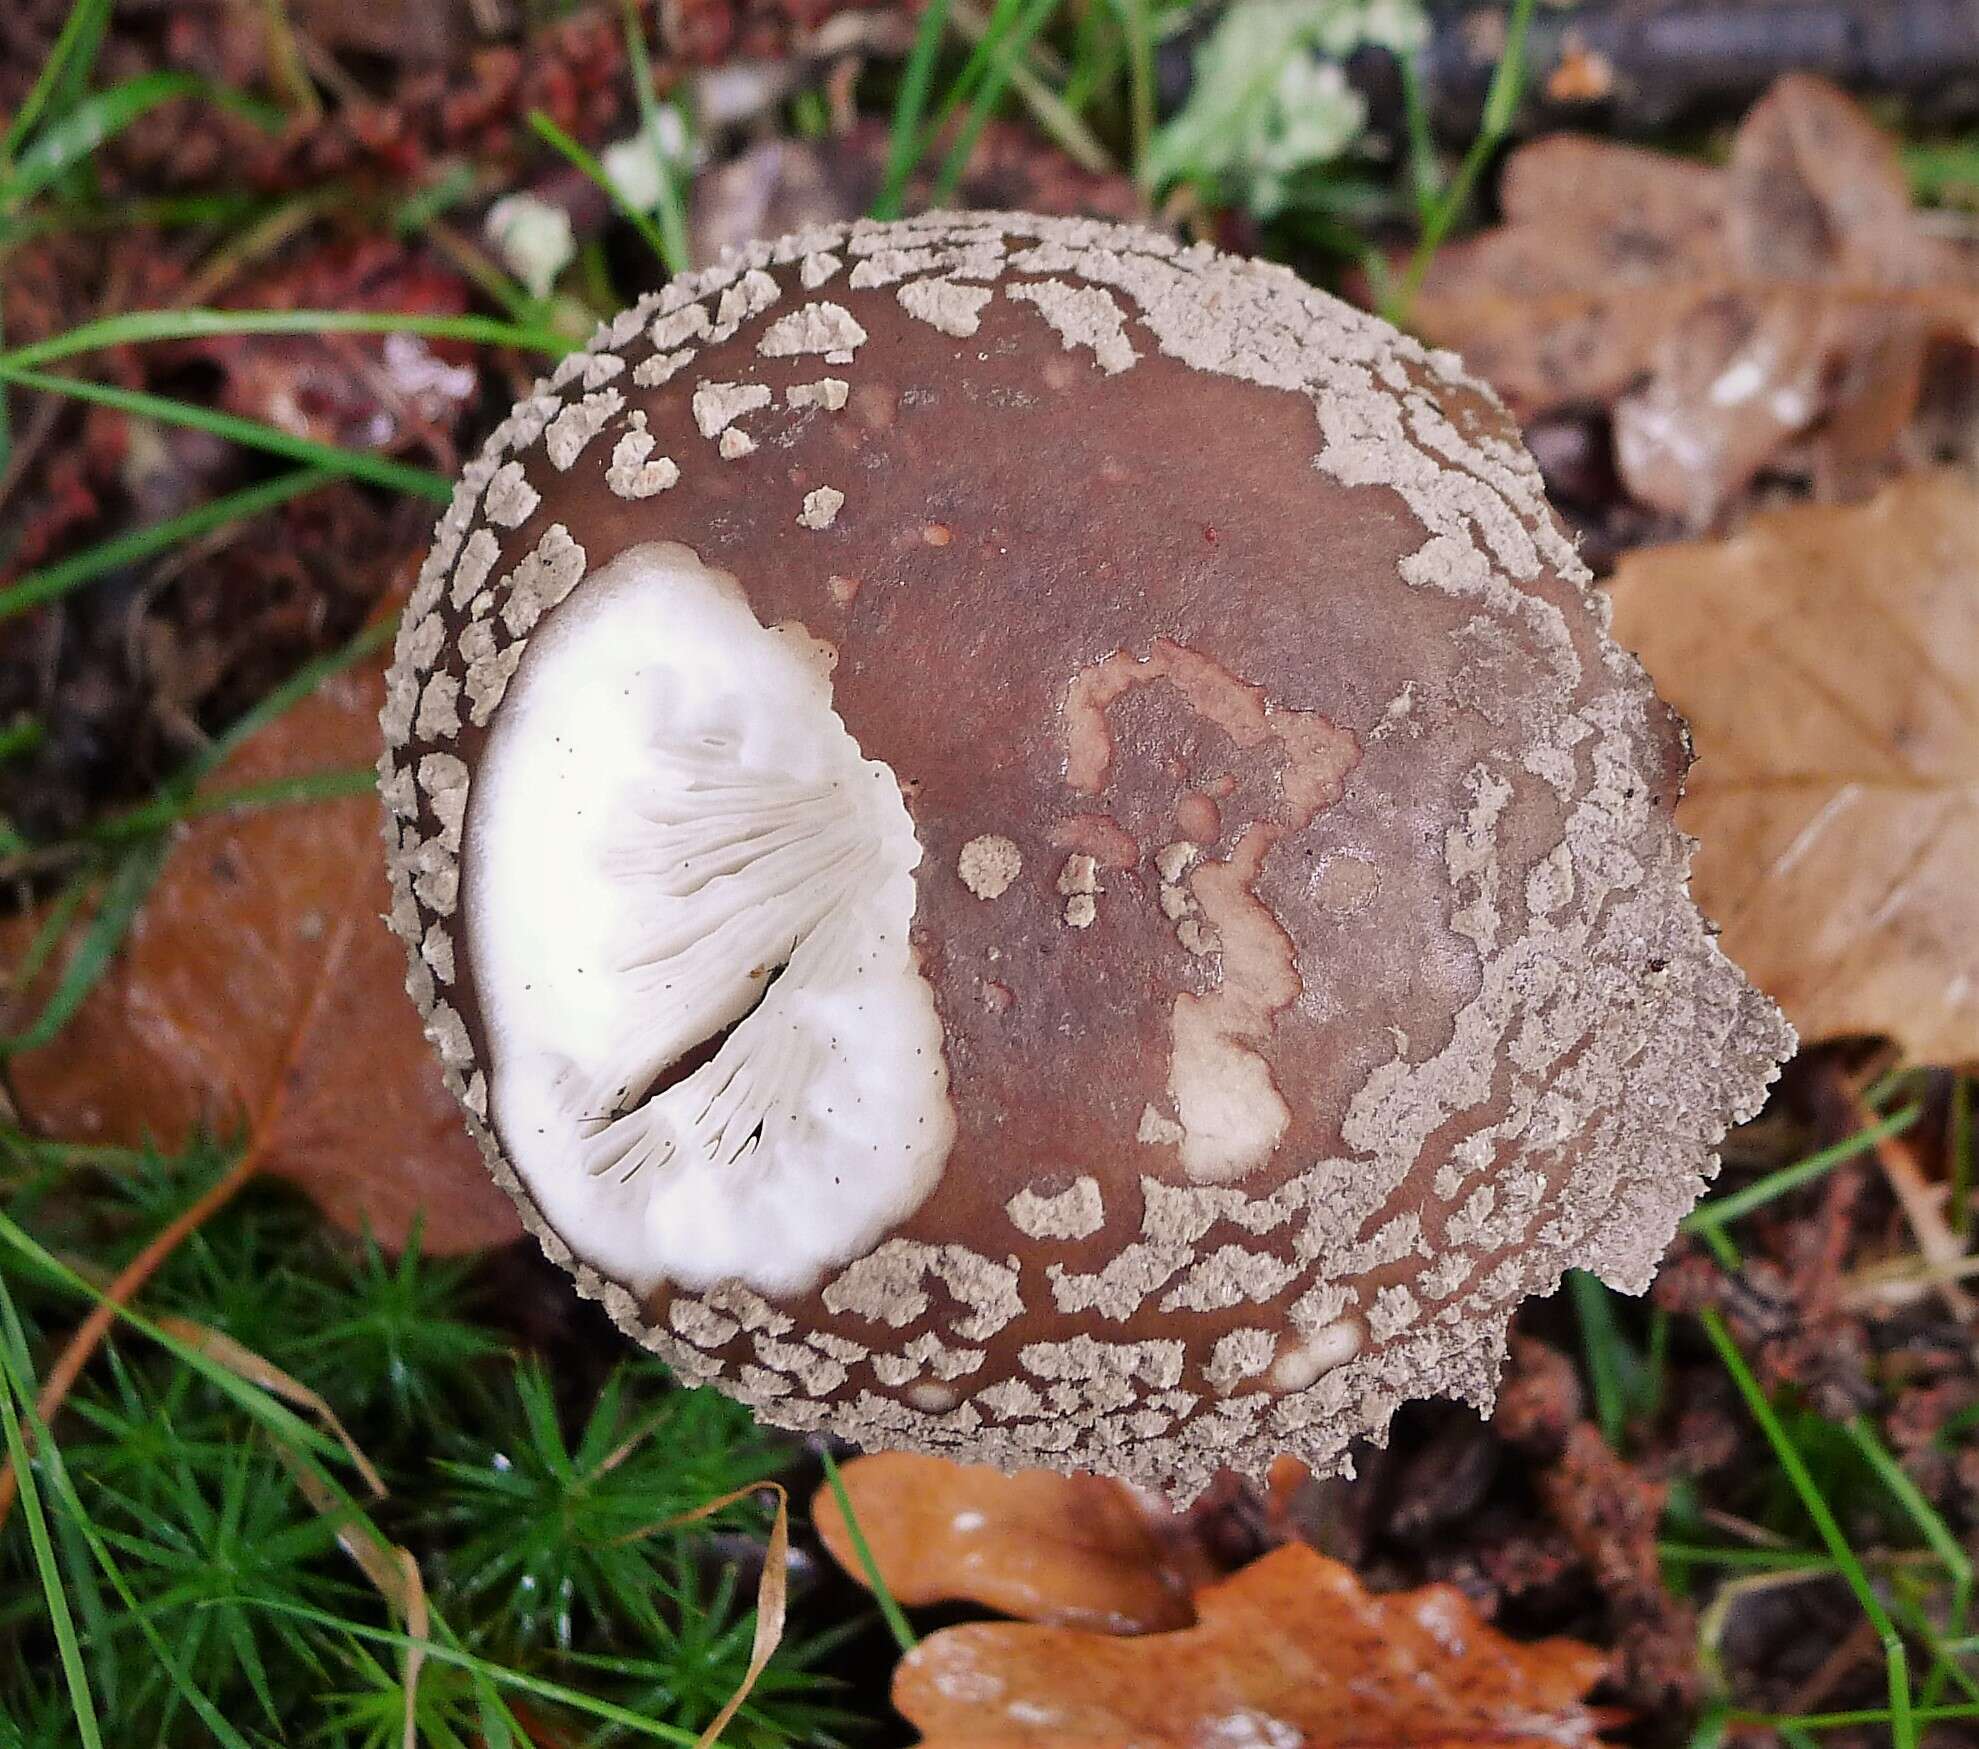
[465,541,954,1296]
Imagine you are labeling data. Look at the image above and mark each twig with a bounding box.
[1835,1066,1975,1324]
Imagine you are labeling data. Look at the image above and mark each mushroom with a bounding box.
[381,212,1793,1500]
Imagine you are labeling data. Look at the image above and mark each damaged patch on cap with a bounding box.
[465,542,954,1296]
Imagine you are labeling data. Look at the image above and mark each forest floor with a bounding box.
[1,2,1977,1745]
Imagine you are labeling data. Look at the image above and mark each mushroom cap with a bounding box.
[381,212,1792,1500]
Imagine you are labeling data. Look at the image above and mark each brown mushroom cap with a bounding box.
[381,211,1793,1499]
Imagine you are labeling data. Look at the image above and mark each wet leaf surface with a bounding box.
[894,1541,1613,1748]
[3,649,520,1252]
[1607,470,1979,1065]
[1411,76,1979,525]
[814,1452,1193,1632]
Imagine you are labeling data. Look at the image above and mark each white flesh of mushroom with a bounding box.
[466,542,953,1295]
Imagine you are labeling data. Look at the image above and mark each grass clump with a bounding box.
[0,1144,855,1747]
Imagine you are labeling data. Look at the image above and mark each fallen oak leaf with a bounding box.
[1409,75,1979,526]
[1606,470,1979,1066]
[894,1541,1613,1748]
[814,1453,1193,1633]
[1,648,520,1254]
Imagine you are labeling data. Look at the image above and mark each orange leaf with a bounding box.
[894,1542,1612,1748]
[1607,470,1979,1066]
[814,1453,1192,1632]
[4,652,519,1253]
[1410,76,1979,526]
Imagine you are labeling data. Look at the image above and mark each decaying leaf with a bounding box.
[814,1454,1191,1633]
[2,652,521,1253]
[1411,75,1979,525]
[1607,470,1979,1066]
[895,1542,1612,1748]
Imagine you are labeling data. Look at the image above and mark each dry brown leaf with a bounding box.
[1606,470,1979,1066]
[814,1453,1192,1632]
[1411,75,1979,525]
[2,652,519,1253]
[894,1542,1612,1748]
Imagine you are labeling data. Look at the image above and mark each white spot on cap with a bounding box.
[758,302,867,358]
[1006,1176,1103,1240]
[543,389,624,471]
[693,380,771,439]
[632,349,691,389]
[797,486,845,530]
[1271,1318,1362,1391]
[1009,280,1137,374]
[957,834,1021,899]
[787,378,850,412]
[483,460,539,529]
[606,414,680,499]
[897,278,995,338]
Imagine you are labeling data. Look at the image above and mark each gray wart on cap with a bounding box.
[380,211,1794,1501]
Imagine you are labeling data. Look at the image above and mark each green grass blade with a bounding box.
[1701,1309,1916,1749]
[0,836,166,1056]
[1393,0,1538,317]
[1684,1107,1922,1238]
[1,0,116,166]
[3,74,279,212]
[618,0,692,273]
[250,1599,701,1741]
[0,307,570,372]
[0,1274,256,1749]
[1659,1542,1835,1573]
[1397,51,1442,223]
[1846,1416,1972,1584]
[908,0,1025,181]
[0,616,389,1053]
[0,303,11,476]
[23,189,273,236]
[0,364,451,500]
[9,866,94,990]
[0,467,334,624]
[1568,1270,1636,1448]
[4,617,389,955]
[1728,1704,1979,1730]
[874,0,958,218]
[527,109,674,272]
[85,767,376,844]
[1847,1414,1974,1707]
[0,1352,104,1747]
[927,0,1064,203]
[820,1445,918,1654]
[1110,0,1154,187]
[193,615,396,782]
[0,1210,344,1468]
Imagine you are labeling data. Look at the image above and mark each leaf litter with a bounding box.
[891,1539,1613,1749]
[1411,74,1979,526]
[1607,469,1979,1066]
